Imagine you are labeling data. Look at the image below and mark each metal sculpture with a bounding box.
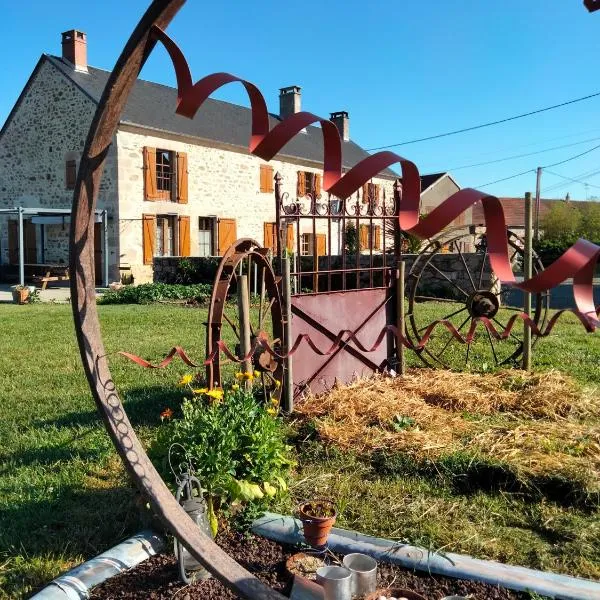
[69,0,599,597]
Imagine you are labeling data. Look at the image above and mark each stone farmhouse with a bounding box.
[0,30,463,285]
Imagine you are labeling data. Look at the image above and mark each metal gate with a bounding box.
[274,173,401,398]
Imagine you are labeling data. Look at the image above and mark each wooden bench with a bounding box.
[26,264,70,291]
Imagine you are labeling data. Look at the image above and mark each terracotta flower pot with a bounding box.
[298,500,336,548]
[12,288,30,305]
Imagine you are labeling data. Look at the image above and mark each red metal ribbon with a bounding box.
[150,26,599,328]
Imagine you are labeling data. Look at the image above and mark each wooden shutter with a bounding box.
[8,221,18,265]
[315,174,322,197]
[142,214,156,265]
[359,224,369,250]
[362,184,369,204]
[297,171,306,197]
[263,222,276,250]
[374,225,381,250]
[286,223,294,251]
[218,218,237,255]
[65,160,77,190]
[260,165,273,193]
[316,233,326,257]
[178,216,191,256]
[143,147,158,200]
[375,184,381,205]
[176,152,188,204]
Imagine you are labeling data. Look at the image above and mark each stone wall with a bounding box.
[0,58,120,280]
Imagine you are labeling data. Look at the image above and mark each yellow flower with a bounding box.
[232,384,240,391]
[206,389,224,401]
[192,388,208,395]
[253,370,260,378]
[179,374,193,386]
[266,407,278,416]
[243,371,254,381]
[270,397,279,406]
[235,372,244,380]
[274,379,281,389]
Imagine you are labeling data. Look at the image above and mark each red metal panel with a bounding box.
[291,288,392,398]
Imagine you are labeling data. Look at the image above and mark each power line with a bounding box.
[542,169,600,192]
[443,136,600,172]
[475,142,600,189]
[366,91,600,151]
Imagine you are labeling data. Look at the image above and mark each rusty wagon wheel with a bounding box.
[206,238,284,401]
[406,228,550,370]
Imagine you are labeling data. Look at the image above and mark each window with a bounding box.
[260,165,274,193]
[156,149,173,192]
[156,215,176,257]
[359,224,382,251]
[300,233,326,256]
[361,182,381,204]
[65,159,77,190]
[143,147,188,203]
[198,217,216,257]
[297,171,322,197]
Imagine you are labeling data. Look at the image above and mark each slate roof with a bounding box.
[46,55,397,177]
[419,172,447,192]
[471,197,592,227]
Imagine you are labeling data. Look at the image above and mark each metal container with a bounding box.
[315,565,353,600]
[342,553,378,598]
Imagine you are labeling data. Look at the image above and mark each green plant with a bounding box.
[97,282,212,305]
[154,373,292,535]
[344,222,358,255]
[390,414,416,432]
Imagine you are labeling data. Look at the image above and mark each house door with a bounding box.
[94,222,103,285]
[8,220,36,264]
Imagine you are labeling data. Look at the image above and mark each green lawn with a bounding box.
[0,302,598,598]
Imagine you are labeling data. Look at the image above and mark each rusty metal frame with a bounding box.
[68,1,284,597]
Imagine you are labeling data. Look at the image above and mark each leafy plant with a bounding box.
[344,222,358,255]
[154,373,292,535]
[97,282,212,305]
[390,414,416,432]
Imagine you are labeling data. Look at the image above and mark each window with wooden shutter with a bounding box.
[315,174,322,197]
[142,214,156,264]
[315,233,326,257]
[359,224,369,250]
[264,222,276,251]
[297,171,306,197]
[65,160,77,190]
[176,152,188,204]
[143,147,159,200]
[374,225,381,250]
[178,216,190,256]
[217,218,237,256]
[361,184,369,204]
[260,165,274,193]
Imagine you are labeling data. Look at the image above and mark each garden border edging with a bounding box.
[29,530,164,599]
[252,512,600,600]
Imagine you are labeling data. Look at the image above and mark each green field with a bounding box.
[0,302,598,598]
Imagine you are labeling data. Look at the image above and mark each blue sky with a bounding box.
[2,0,599,199]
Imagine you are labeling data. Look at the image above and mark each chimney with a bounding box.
[279,86,301,119]
[61,30,87,72]
[330,111,350,141]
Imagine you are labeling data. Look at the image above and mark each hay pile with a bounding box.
[295,370,600,491]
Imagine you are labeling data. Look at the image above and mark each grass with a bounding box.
[0,301,599,597]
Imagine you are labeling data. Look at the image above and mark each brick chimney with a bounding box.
[279,86,301,119]
[330,111,349,141]
[61,30,87,72]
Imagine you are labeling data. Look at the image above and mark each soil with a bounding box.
[89,529,530,600]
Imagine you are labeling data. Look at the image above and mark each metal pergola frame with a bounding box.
[0,207,109,287]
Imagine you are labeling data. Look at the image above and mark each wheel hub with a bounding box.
[467,290,500,319]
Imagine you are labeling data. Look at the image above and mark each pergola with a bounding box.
[0,207,109,287]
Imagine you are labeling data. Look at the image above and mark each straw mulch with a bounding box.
[295,370,600,491]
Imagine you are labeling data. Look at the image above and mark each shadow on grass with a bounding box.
[371,450,599,511]
[0,485,147,598]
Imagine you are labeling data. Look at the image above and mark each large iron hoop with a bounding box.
[68,1,284,598]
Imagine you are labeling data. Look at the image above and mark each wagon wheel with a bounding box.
[406,229,550,370]
[206,238,284,401]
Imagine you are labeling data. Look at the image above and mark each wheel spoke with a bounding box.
[418,306,467,333]
[426,262,470,298]
[456,243,477,291]
[492,316,523,345]
[414,295,464,304]
[435,315,470,359]
[485,327,499,365]
[477,246,488,289]
[258,265,266,330]
[223,312,240,340]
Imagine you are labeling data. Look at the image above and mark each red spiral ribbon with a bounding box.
[150,26,599,329]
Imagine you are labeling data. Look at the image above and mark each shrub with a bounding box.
[97,282,212,305]
[153,375,291,534]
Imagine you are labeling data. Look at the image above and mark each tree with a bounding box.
[540,202,582,244]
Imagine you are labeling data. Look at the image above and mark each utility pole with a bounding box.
[534,167,542,242]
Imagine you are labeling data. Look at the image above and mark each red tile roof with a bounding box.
[471,197,593,227]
